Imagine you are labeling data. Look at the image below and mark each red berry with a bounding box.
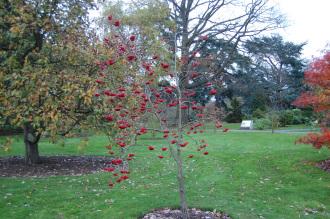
[104,115,114,122]
[161,62,169,69]
[129,35,136,41]
[103,167,115,172]
[209,89,217,95]
[148,146,155,150]
[114,20,120,27]
[170,139,177,144]
[179,142,189,147]
[117,142,126,147]
[106,59,116,66]
[127,54,136,62]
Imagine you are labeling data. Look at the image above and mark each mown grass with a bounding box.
[0,130,329,219]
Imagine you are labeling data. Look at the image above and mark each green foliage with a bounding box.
[253,108,316,130]
[250,90,268,112]
[245,35,306,109]
[278,109,305,126]
[254,118,272,130]
[99,0,173,59]
[0,137,12,152]
[253,110,281,131]
[267,111,281,131]
[252,108,266,119]
[0,0,98,141]
[225,97,243,123]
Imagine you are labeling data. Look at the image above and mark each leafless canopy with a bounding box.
[166,0,285,87]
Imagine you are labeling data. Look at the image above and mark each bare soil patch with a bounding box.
[0,155,112,177]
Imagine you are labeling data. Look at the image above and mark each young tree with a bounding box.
[293,52,330,149]
[0,0,97,164]
[94,14,230,218]
[95,0,284,217]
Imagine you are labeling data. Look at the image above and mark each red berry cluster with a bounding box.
[95,15,228,188]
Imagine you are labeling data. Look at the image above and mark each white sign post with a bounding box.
[240,120,253,130]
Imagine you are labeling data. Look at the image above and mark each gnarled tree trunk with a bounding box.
[23,123,41,165]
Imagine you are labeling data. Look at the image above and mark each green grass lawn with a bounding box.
[0,131,329,219]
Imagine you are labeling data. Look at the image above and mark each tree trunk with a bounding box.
[176,153,189,219]
[23,123,41,165]
[176,86,189,219]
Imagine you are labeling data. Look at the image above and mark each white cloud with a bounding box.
[276,0,330,58]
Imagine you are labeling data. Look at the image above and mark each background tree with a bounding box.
[293,52,330,149]
[0,0,97,164]
[98,0,173,58]
[165,0,284,125]
[167,0,283,87]
[224,97,243,122]
[245,35,306,110]
[199,38,265,117]
[212,35,306,121]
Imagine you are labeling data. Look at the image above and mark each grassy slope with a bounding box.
[0,131,329,219]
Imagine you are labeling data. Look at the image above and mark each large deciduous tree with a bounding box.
[293,52,330,149]
[165,0,284,124]
[0,0,97,164]
[167,0,283,86]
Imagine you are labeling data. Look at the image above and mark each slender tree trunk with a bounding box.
[23,123,41,165]
[177,84,189,219]
[176,151,189,219]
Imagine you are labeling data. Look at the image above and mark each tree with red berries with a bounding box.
[293,52,330,149]
[93,16,227,218]
[94,0,284,218]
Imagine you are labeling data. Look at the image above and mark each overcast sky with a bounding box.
[92,0,330,59]
[274,0,330,59]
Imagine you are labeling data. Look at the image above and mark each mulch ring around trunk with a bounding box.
[0,155,113,177]
[141,208,231,219]
[316,158,330,172]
